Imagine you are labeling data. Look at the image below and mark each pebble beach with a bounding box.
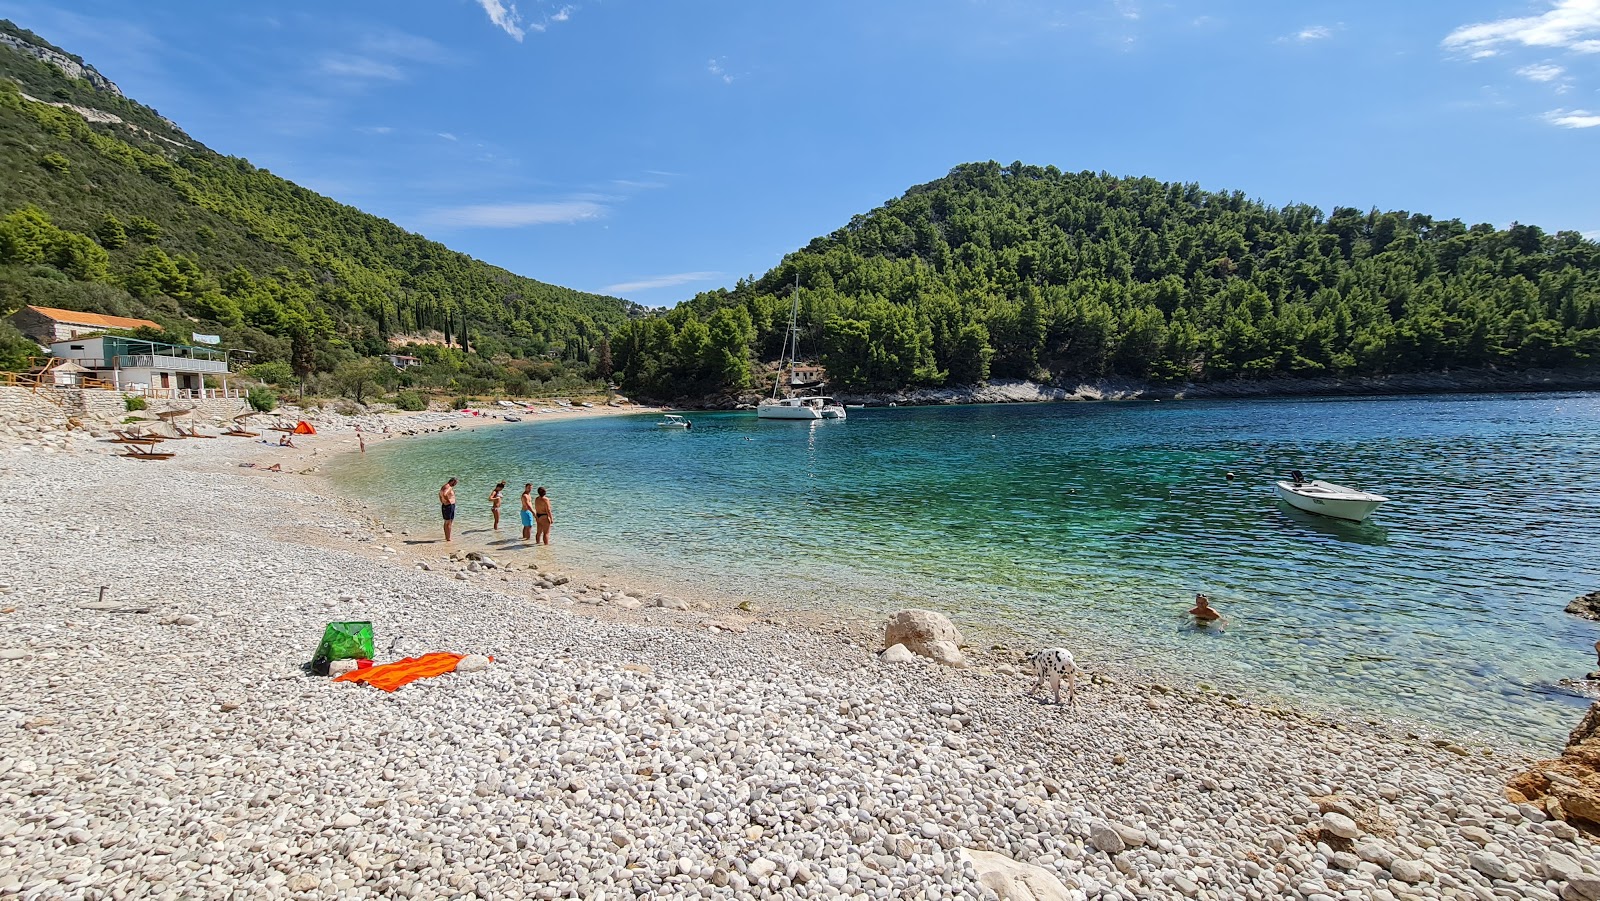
[2,403,1598,901]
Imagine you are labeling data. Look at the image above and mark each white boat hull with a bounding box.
[757,402,822,420]
[758,396,846,420]
[1275,480,1388,523]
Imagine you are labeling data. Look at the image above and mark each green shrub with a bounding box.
[127,216,161,243]
[0,321,38,371]
[95,214,127,249]
[450,395,470,410]
[247,387,277,412]
[243,360,296,388]
[39,152,70,173]
[394,390,426,411]
[123,394,147,412]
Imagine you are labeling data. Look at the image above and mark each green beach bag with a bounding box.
[311,621,375,675]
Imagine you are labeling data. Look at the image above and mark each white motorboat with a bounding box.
[501,414,522,423]
[758,280,847,421]
[759,396,847,420]
[1275,475,1389,523]
[657,414,692,429]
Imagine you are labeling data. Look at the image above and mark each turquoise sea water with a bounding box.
[329,394,1600,750]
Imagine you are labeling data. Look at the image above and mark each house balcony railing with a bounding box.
[135,387,245,400]
[116,354,229,374]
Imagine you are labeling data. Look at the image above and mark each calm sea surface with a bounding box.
[328,394,1600,750]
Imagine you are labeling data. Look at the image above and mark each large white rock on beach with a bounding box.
[1088,822,1126,853]
[959,848,1073,901]
[881,643,917,664]
[883,609,965,667]
[1320,811,1358,839]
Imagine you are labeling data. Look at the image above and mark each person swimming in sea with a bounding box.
[1186,593,1225,632]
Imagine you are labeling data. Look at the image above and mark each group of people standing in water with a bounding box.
[438,479,552,545]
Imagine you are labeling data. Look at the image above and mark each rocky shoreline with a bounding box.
[686,368,1600,410]
[3,407,1599,899]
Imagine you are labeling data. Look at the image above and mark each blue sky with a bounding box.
[4,1,1598,306]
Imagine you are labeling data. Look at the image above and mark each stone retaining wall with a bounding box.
[0,386,250,430]
[0,386,69,427]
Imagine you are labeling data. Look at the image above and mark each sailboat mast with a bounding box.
[772,277,801,400]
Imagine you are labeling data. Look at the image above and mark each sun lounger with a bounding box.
[121,439,174,461]
[109,429,167,444]
[177,425,216,438]
[224,428,261,437]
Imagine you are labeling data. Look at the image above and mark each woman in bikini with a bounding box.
[489,481,506,530]
[534,486,553,546]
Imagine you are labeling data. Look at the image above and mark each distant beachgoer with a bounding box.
[1593,639,1600,669]
[358,432,366,454]
[520,484,534,542]
[489,481,506,531]
[534,486,553,546]
[1189,593,1222,627]
[265,463,282,473]
[279,434,296,448]
[440,478,458,542]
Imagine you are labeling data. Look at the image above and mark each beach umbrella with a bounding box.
[154,407,193,420]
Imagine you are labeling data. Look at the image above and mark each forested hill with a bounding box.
[0,20,635,396]
[612,161,1600,400]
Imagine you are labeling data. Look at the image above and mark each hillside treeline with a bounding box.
[0,22,631,398]
[613,161,1600,398]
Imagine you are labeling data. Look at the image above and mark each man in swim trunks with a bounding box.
[1189,593,1221,626]
[520,483,534,542]
[534,486,553,546]
[440,478,458,542]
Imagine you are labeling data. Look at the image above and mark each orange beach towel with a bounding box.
[333,652,484,691]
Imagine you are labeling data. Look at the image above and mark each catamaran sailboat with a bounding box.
[757,282,846,421]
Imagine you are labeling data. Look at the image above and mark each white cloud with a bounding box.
[358,31,451,64]
[319,55,404,80]
[1583,229,1600,240]
[1292,25,1334,42]
[438,132,458,141]
[1544,108,1600,126]
[424,201,606,228]
[603,272,722,294]
[358,125,394,135]
[1517,62,1567,80]
[1444,0,1600,55]
[552,5,573,23]
[476,0,526,41]
[708,58,734,84]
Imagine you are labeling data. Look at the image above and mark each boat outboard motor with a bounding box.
[1290,469,1305,486]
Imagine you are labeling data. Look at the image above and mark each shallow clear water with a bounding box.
[330,394,1600,750]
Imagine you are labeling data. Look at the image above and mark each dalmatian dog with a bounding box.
[1026,648,1078,706]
